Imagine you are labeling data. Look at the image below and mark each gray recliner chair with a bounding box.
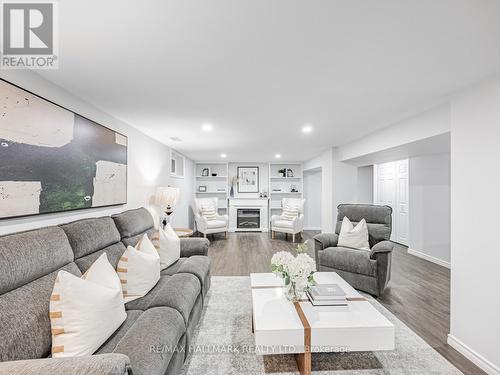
[314,204,394,296]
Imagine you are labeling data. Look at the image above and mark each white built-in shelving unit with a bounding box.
[268,162,303,215]
[194,162,229,212]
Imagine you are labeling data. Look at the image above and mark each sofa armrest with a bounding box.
[313,233,339,251]
[180,237,210,257]
[370,240,394,260]
[0,354,131,375]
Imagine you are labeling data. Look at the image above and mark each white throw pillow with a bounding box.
[117,234,161,303]
[49,253,127,358]
[282,207,299,221]
[201,205,217,221]
[338,217,370,250]
[158,224,181,270]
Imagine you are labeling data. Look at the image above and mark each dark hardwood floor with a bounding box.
[202,230,485,375]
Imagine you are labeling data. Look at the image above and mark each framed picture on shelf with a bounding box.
[198,186,207,192]
[237,166,259,193]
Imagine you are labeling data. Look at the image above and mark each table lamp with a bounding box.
[155,186,180,228]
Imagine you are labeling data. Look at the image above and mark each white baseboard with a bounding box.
[303,227,321,231]
[447,334,500,375]
[407,248,451,269]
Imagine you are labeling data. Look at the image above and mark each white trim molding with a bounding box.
[303,227,322,231]
[447,334,500,375]
[407,248,451,269]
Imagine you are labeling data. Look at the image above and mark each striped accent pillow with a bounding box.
[282,207,299,221]
[201,205,217,221]
[117,234,160,302]
[49,253,126,357]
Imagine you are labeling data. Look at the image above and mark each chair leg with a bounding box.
[285,233,288,240]
[203,233,207,238]
[292,234,296,243]
[272,231,275,239]
[225,231,228,239]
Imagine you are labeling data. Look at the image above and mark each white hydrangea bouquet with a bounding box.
[270,245,316,302]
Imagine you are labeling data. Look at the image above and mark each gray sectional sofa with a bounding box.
[0,208,211,375]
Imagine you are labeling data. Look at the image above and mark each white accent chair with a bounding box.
[271,198,305,242]
[194,197,229,239]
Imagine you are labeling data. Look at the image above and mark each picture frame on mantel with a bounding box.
[237,166,259,193]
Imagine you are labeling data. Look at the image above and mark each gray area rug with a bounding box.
[180,277,462,374]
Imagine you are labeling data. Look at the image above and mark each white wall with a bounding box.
[408,153,450,266]
[228,162,268,198]
[304,148,334,232]
[303,169,322,230]
[338,104,450,162]
[0,71,194,235]
[332,148,359,218]
[357,165,373,204]
[448,77,500,374]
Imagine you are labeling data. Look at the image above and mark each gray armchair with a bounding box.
[314,204,394,296]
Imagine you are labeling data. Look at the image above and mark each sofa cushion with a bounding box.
[171,256,211,289]
[319,247,377,277]
[160,258,188,276]
[97,310,142,354]
[0,263,81,361]
[0,226,74,295]
[112,208,155,239]
[61,217,121,259]
[122,228,156,248]
[206,220,226,229]
[126,273,201,324]
[75,242,127,274]
[98,306,185,375]
[273,220,294,229]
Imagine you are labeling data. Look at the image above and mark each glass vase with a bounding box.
[284,282,304,303]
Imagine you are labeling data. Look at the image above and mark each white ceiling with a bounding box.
[39,0,500,162]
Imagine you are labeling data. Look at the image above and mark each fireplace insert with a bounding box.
[237,209,260,229]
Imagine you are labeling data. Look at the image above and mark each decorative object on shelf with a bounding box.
[155,186,180,229]
[278,168,287,177]
[290,185,298,192]
[0,79,128,219]
[212,173,218,177]
[262,190,268,198]
[272,188,282,192]
[270,250,316,302]
[201,168,210,177]
[286,168,294,177]
[229,176,237,198]
[237,166,259,193]
[198,186,207,192]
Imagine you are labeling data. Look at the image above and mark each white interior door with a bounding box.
[374,159,409,245]
[395,160,409,245]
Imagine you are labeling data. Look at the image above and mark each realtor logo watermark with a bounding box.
[1,0,58,69]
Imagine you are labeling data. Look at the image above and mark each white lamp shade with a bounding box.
[155,186,179,207]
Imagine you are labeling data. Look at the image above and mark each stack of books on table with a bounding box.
[306,284,348,306]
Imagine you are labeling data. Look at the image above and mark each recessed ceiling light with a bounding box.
[275,154,281,159]
[202,123,213,132]
[302,125,313,134]
[220,153,227,158]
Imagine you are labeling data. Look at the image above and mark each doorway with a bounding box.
[374,159,409,245]
[303,168,322,230]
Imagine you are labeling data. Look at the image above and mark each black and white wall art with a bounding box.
[237,166,259,193]
[0,79,127,219]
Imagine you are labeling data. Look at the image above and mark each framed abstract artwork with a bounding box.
[237,166,259,193]
[0,79,128,219]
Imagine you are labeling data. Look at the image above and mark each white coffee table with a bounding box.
[250,272,395,375]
